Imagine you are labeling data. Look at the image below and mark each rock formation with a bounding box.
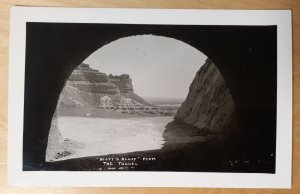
[108,74,134,94]
[57,63,173,117]
[59,63,144,108]
[175,58,237,133]
[68,63,120,95]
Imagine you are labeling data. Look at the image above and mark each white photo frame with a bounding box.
[8,7,292,188]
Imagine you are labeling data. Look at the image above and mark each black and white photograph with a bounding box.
[8,7,292,187]
[24,22,277,173]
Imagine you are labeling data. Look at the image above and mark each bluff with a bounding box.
[58,63,151,113]
[175,58,237,133]
[108,74,133,94]
[66,63,145,98]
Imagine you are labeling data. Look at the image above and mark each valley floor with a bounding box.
[44,119,275,173]
[52,116,173,161]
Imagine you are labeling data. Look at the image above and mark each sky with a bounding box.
[83,35,207,99]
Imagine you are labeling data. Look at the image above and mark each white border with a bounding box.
[8,7,292,188]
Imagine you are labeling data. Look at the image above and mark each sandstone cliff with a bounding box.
[175,58,237,133]
[58,63,168,117]
[108,74,134,94]
[68,63,120,95]
[59,63,147,108]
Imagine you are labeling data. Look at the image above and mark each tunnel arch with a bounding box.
[46,34,227,162]
[23,23,277,170]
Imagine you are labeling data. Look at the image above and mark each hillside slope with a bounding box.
[175,58,237,133]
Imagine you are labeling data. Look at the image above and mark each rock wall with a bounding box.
[175,58,237,133]
[108,74,134,94]
[45,109,62,161]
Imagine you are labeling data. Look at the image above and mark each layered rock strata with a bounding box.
[58,63,173,116]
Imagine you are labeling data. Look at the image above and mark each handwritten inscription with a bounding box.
[95,157,157,170]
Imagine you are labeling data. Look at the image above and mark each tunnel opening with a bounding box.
[45,35,237,163]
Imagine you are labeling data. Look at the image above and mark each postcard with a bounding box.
[8,7,292,188]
